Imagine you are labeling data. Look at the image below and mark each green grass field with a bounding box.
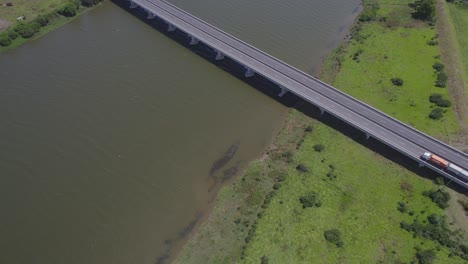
[175,1,468,263]
[322,2,460,140]
[243,116,464,263]
[447,3,468,94]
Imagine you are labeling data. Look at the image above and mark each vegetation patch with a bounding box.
[423,188,451,208]
[0,0,104,53]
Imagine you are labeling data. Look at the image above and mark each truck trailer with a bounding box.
[421,152,468,183]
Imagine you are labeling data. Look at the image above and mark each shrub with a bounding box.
[416,249,436,264]
[7,30,18,40]
[359,1,379,22]
[81,0,104,6]
[299,191,321,208]
[14,22,41,38]
[391,77,404,86]
[313,144,325,152]
[427,39,438,46]
[304,125,313,132]
[409,0,436,21]
[423,189,451,208]
[429,93,451,107]
[0,35,12,47]
[282,151,294,163]
[398,201,408,213]
[324,229,344,247]
[296,163,309,173]
[59,2,79,17]
[35,15,49,27]
[429,108,444,120]
[435,71,448,87]
[260,256,269,264]
[433,62,445,72]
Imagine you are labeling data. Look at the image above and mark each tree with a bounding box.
[409,0,436,20]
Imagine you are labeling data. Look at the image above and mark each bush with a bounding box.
[433,62,445,72]
[391,77,404,86]
[59,2,79,17]
[423,189,451,208]
[429,93,451,107]
[324,229,344,247]
[427,39,438,46]
[299,191,321,208]
[14,22,41,38]
[260,256,269,264]
[429,108,444,120]
[313,144,325,152]
[435,71,448,87]
[81,0,104,6]
[304,125,313,132]
[409,0,436,21]
[359,1,379,22]
[417,249,436,264]
[398,201,408,213]
[7,30,18,40]
[296,163,309,173]
[0,35,12,47]
[35,15,49,27]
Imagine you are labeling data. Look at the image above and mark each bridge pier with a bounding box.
[244,67,255,78]
[189,35,199,45]
[366,133,371,140]
[419,162,425,168]
[215,50,224,61]
[167,23,176,32]
[278,86,288,97]
[319,108,325,116]
[147,12,156,20]
[129,0,138,9]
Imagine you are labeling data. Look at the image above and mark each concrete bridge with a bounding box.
[126,0,468,188]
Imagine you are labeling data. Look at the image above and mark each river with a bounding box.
[0,0,360,263]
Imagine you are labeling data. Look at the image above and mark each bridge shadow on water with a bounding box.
[111,1,466,263]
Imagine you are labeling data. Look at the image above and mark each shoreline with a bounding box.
[171,3,364,264]
[173,0,468,263]
[0,2,103,54]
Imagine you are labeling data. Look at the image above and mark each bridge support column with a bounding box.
[147,12,156,19]
[215,50,224,61]
[419,162,425,168]
[167,23,176,32]
[278,86,288,97]
[319,108,325,116]
[366,133,371,140]
[129,1,138,9]
[244,67,255,78]
[189,35,199,45]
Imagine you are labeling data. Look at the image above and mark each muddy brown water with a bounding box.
[0,0,360,263]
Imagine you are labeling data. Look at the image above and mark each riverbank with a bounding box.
[174,0,468,263]
[0,0,103,53]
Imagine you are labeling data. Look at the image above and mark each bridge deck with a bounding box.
[130,0,468,188]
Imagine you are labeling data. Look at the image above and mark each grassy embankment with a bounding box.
[0,0,102,53]
[174,0,468,263]
[438,0,468,146]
